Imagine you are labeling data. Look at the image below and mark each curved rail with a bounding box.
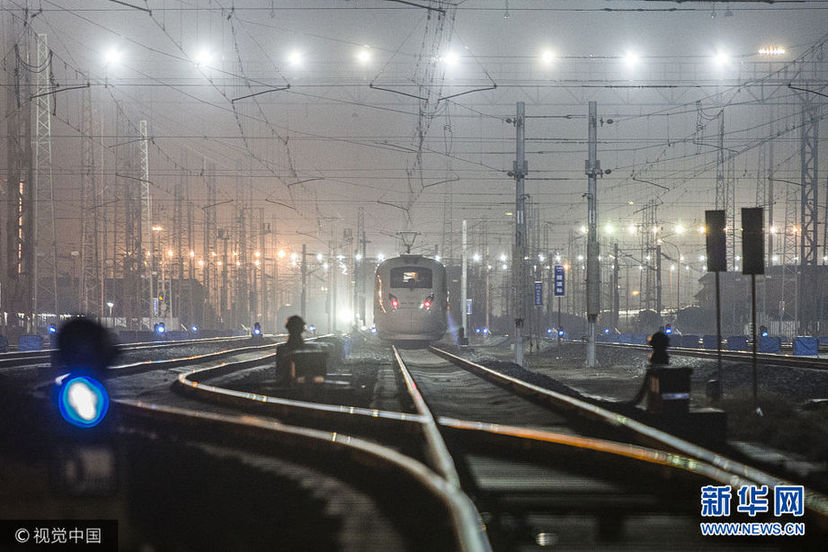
[169,343,827,536]
[114,399,488,552]
[428,345,828,521]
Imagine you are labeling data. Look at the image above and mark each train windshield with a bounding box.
[390,267,433,289]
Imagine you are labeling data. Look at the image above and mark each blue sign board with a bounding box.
[534,281,543,306]
[553,265,566,297]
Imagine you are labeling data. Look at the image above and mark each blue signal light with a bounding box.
[191,325,198,333]
[155,322,166,334]
[48,324,57,335]
[761,331,769,337]
[253,328,261,335]
[664,325,673,335]
[57,375,110,429]
[547,328,553,334]
[603,328,610,334]
[558,329,565,337]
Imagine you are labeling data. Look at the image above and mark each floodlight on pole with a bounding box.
[356,46,372,65]
[287,49,303,68]
[103,47,122,66]
[193,49,214,68]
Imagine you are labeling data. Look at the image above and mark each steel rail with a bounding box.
[164,344,828,533]
[113,398,491,552]
[429,345,828,520]
[391,345,464,489]
[176,353,758,485]
[599,341,828,369]
[175,355,427,442]
[0,334,275,370]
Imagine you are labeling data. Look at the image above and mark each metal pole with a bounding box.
[301,244,307,320]
[557,296,562,353]
[715,270,723,398]
[613,242,620,329]
[461,219,468,339]
[513,102,527,366]
[585,101,600,367]
[751,273,758,410]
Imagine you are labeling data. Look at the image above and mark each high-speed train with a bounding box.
[374,255,448,344]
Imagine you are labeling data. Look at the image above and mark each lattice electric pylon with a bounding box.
[80,84,101,315]
[33,33,58,320]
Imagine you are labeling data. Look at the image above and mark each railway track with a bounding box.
[152,339,828,550]
[598,341,828,370]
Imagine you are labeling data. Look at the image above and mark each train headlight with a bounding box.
[57,375,110,429]
[389,294,399,309]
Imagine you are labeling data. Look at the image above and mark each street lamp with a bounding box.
[106,301,114,319]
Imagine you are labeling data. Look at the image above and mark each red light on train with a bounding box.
[389,294,399,309]
[423,295,433,309]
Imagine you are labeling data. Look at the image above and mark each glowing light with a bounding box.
[377,253,385,262]
[167,249,174,257]
[322,262,329,270]
[316,253,324,262]
[198,260,204,267]
[442,50,460,66]
[770,225,778,234]
[577,255,584,261]
[193,48,214,68]
[604,223,614,234]
[652,226,659,234]
[287,49,303,67]
[758,46,785,56]
[434,254,441,262]
[103,47,122,66]
[713,50,730,67]
[355,252,363,261]
[58,376,109,428]
[338,308,355,324]
[579,225,587,234]
[698,225,706,234]
[472,253,482,262]
[254,251,261,258]
[540,49,555,65]
[675,224,685,234]
[356,46,372,65]
[623,50,640,67]
[254,260,261,267]
[628,224,636,235]
[235,261,241,267]
[278,249,286,258]
[699,255,705,261]
[189,250,195,257]
[499,253,507,262]
[152,225,163,232]
[501,264,508,270]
